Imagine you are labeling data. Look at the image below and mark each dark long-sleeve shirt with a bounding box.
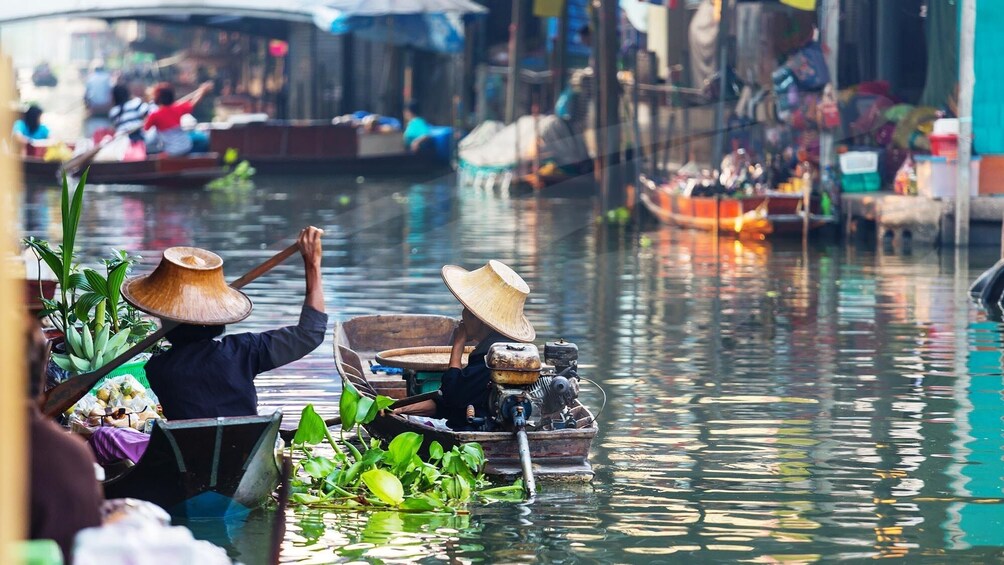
[147,305,328,420]
[435,332,508,430]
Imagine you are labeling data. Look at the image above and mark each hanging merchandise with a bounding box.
[785,41,830,91]
[817,84,841,129]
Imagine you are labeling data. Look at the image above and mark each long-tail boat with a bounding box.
[331,314,597,481]
[639,175,832,237]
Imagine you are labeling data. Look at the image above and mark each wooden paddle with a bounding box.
[41,242,300,417]
[278,390,442,443]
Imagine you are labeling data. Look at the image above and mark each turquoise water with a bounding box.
[22,174,1004,563]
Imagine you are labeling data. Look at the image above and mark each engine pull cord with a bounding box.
[578,377,607,427]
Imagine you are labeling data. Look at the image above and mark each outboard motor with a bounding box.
[469,340,583,497]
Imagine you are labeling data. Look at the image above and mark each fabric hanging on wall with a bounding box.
[919,0,958,109]
[689,0,719,88]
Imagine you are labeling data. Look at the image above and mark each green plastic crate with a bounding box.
[842,172,881,193]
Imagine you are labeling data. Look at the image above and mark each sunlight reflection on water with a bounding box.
[21,174,1004,564]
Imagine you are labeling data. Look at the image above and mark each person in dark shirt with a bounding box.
[397,260,536,430]
[123,227,327,420]
[25,316,104,562]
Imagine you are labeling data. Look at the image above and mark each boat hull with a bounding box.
[328,314,597,481]
[639,176,831,236]
[102,412,282,518]
[22,154,227,187]
[209,123,447,176]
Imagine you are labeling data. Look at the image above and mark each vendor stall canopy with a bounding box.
[0,0,488,53]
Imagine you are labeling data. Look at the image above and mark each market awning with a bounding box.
[0,0,319,25]
[311,0,488,53]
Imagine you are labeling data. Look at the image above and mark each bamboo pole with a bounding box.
[0,53,26,563]
[505,0,525,124]
[711,0,731,168]
[956,0,976,247]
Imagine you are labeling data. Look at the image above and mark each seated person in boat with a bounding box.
[25,315,104,562]
[403,100,435,155]
[110,83,150,143]
[143,81,212,157]
[121,227,327,420]
[12,104,50,148]
[396,260,536,430]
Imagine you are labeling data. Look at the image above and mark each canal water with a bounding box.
[22,174,1004,563]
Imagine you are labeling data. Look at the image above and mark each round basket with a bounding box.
[375,346,475,371]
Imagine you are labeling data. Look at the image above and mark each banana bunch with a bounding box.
[52,325,132,374]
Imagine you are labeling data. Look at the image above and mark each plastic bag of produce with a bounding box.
[74,520,233,565]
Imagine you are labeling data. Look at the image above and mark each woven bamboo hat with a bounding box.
[121,247,252,325]
[441,260,535,342]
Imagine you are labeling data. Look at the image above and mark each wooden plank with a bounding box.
[0,54,26,558]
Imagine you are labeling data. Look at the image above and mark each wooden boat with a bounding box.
[332,314,597,481]
[102,411,283,518]
[209,122,448,175]
[22,154,228,187]
[639,175,832,237]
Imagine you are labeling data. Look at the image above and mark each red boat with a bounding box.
[22,154,227,187]
[639,175,832,237]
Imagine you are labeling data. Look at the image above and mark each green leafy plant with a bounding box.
[23,172,154,374]
[208,149,256,190]
[289,383,524,511]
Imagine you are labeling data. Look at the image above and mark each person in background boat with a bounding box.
[110,83,150,142]
[12,104,50,146]
[84,60,113,117]
[402,100,435,155]
[396,260,536,430]
[109,83,151,162]
[25,316,104,562]
[123,226,327,420]
[144,81,213,157]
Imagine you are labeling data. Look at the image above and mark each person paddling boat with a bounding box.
[122,226,327,420]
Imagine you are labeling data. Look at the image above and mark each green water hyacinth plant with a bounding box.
[290,383,524,510]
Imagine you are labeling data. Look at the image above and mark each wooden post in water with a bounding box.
[0,54,26,562]
[711,0,731,168]
[956,0,976,247]
[505,0,525,124]
[554,0,569,102]
[596,0,622,212]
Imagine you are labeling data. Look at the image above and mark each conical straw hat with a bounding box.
[121,247,252,325]
[441,260,535,342]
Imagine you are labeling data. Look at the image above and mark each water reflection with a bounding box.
[20,176,1004,563]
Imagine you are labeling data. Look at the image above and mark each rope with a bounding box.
[578,377,607,428]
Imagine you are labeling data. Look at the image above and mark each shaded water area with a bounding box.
[21,174,1004,563]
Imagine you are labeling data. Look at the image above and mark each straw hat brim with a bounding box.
[121,274,253,325]
[442,264,536,342]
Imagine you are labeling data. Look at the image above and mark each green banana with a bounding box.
[51,354,74,372]
[68,354,90,373]
[65,325,82,358]
[94,325,109,353]
[105,330,129,355]
[81,325,94,359]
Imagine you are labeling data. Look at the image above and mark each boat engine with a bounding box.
[472,339,581,432]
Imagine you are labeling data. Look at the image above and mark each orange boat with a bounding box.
[639,175,832,237]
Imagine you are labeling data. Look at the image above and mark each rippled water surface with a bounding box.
[22,174,1004,563]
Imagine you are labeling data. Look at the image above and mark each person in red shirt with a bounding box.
[144,81,212,156]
